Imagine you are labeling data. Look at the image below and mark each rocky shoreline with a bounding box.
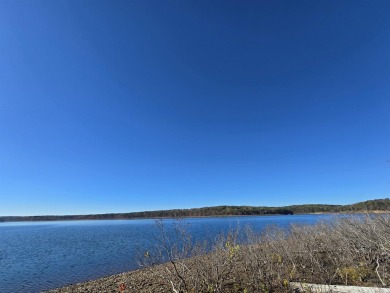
[44,265,172,293]
[44,267,390,293]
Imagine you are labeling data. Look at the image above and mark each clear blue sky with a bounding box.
[0,0,389,216]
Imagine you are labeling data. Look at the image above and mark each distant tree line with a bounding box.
[0,198,389,222]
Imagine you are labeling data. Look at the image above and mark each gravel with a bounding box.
[43,265,172,293]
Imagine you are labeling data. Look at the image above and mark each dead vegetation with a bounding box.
[139,214,390,293]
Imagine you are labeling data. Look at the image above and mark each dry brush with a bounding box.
[139,214,390,293]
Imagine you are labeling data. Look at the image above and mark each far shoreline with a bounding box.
[1,210,389,224]
[0,213,304,223]
[1,198,389,223]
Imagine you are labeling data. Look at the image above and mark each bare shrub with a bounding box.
[139,214,390,292]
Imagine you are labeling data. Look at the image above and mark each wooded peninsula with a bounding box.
[1,198,389,222]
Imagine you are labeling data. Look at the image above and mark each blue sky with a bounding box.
[0,0,389,216]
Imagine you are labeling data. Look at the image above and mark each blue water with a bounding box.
[0,215,330,292]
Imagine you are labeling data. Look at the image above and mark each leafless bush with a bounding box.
[139,214,390,292]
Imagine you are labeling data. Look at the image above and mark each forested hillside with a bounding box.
[0,198,389,222]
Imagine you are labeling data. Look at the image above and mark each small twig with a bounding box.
[375,256,387,286]
[170,280,179,293]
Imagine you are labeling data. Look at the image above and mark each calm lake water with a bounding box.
[0,214,331,293]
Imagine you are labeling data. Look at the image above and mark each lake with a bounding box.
[0,214,331,293]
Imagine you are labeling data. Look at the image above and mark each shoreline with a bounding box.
[2,198,389,223]
[2,210,389,224]
[44,262,390,293]
[1,213,298,224]
[44,264,171,293]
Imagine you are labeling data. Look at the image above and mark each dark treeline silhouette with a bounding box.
[0,198,389,222]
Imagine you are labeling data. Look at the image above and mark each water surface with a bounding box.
[0,215,330,292]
